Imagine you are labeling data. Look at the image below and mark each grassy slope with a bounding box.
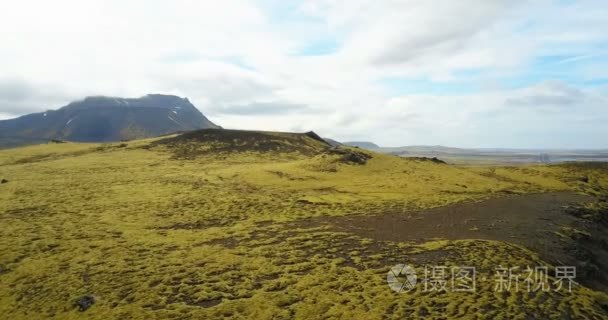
[1,137,607,319]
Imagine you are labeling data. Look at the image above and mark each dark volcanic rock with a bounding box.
[430,157,446,164]
[328,148,373,165]
[74,295,95,312]
[405,156,447,164]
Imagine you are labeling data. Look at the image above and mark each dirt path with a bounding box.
[299,192,608,291]
[326,192,590,244]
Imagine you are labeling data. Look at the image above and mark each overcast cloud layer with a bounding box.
[1,0,607,148]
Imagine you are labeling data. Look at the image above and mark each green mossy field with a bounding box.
[1,131,607,319]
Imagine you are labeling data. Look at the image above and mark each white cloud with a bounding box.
[0,0,607,147]
[353,82,608,148]
[505,81,588,108]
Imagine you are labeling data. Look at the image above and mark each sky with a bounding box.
[0,0,607,148]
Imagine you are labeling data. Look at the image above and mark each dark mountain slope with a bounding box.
[0,94,219,148]
[151,128,332,158]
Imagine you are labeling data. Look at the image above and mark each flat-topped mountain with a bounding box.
[0,94,219,148]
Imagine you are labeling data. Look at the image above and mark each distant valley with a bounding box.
[341,141,608,164]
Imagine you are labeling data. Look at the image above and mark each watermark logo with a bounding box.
[387,264,576,294]
[493,265,577,292]
[387,264,417,293]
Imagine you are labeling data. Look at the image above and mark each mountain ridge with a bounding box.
[0,94,219,148]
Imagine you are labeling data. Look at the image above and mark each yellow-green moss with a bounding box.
[0,139,607,319]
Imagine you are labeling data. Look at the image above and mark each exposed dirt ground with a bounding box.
[298,192,608,292]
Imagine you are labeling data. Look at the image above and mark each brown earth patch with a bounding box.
[295,192,608,292]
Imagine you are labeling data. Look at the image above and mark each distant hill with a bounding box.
[0,94,219,148]
[343,141,380,149]
[323,138,342,147]
[152,128,332,158]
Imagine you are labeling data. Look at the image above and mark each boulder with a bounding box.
[74,295,95,312]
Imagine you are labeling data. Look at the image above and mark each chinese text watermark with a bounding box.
[387,264,577,293]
